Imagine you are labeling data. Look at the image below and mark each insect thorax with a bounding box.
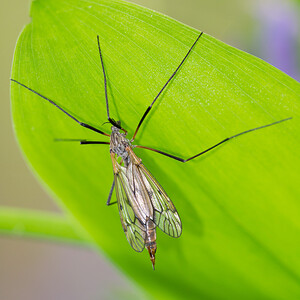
[110,127,131,166]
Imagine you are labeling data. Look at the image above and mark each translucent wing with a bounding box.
[137,163,182,238]
[114,164,146,252]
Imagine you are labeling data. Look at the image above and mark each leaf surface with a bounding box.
[11,0,300,299]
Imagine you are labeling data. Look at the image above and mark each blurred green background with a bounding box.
[1,0,299,299]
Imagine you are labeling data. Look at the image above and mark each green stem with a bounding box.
[0,207,93,246]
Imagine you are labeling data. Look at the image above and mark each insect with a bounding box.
[11,32,291,269]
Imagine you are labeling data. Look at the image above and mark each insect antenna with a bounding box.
[131,32,204,141]
[10,79,110,137]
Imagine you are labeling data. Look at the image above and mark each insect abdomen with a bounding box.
[145,219,157,270]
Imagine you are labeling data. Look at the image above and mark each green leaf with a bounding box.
[0,207,93,245]
[10,0,300,299]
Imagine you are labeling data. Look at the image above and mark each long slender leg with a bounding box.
[80,141,110,145]
[135,117,292,163]
[55,139,110,145]
[97,36,127,134]
[106,180,117,206]
[11,79,110,137]
[131,32,204,141]
[97,36,112,125]
[54,139,110,145]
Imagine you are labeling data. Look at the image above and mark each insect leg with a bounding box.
[11,79,110,137]
[97,36,111,125]
[135,117,292,163]
[54,138,110,145]
[135,145,185,162]
[106,180,117,206]
[97,36,127,134]
[131,32,204,141]
[80,141,110,145]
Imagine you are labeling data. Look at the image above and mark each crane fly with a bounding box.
[11,32,291,269]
